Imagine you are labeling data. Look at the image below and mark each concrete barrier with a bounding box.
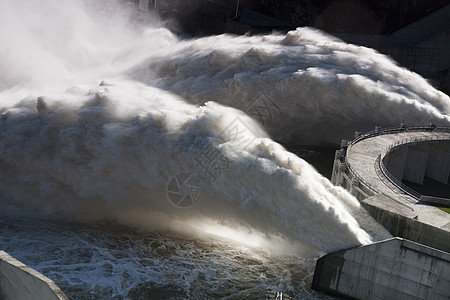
[0,251,68,300]
[312,238,450,300]
[420,195,450,207]
[362,195,450,253]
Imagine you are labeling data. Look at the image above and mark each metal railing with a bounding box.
[374,155,416,210]
[344,155,381,196]
[376,133,450,202]
[377,155,421,201]
[344,125,450,204]
[349,125,450,147]
[384,135,450,155]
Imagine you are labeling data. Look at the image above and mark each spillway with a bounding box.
[1,0,450,298]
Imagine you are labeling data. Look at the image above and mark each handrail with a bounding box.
[377,155,421,200]
[344,125,450,205]
[384,135,450,154]
[376,134,450,202]
[374,156,415,210]
[350,125,450,146]
[344,155,381,195]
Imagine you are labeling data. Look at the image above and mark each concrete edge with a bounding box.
[420,195,450,207]
[361,196,450,253]
[312,237,450,299]
[0,250,68,300]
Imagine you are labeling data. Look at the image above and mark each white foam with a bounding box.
[0,81,389,252]
[131,27,450,144]
[3,0,441,255]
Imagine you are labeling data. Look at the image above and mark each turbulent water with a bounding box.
[0,214,329,299]
[1,0,449,299]
[132,26,450,144]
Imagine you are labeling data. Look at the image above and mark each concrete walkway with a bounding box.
[346,128,450,234]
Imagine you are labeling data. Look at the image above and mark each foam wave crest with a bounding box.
[0,80,389,252]
[132,27,450,144]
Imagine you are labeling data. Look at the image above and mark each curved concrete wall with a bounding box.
[0,251,68,300]
[384,141,450,187]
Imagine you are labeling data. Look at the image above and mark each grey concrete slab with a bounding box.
[312,237,450,300]
[0,251,68,300]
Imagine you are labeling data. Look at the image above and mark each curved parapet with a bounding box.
[0,251,68,300]
[331,125,450,252]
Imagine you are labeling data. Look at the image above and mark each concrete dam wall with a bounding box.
[319,126,450,299]
[0,251,68,300]
[362,195,450,254]
[383,141,450,187]
[312,237,450,300]
[331,125,450,253]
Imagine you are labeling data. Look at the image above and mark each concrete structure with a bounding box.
[312,237,450,300]
[362,195,450,254]
[336,4,450,95]
[383,141,450,188]
[0,251,68,300]
[420,195,450,207]
[313,126,450,299]
[331,125,450,252]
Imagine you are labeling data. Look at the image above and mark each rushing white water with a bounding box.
[1,0,449,298]
[132,27,450,144]
[0,79,383,253]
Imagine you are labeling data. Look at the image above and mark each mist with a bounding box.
[5,0,449,255]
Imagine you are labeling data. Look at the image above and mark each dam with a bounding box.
[313,125,450,299]
[331,125,450,251]
[2,0,450,298]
